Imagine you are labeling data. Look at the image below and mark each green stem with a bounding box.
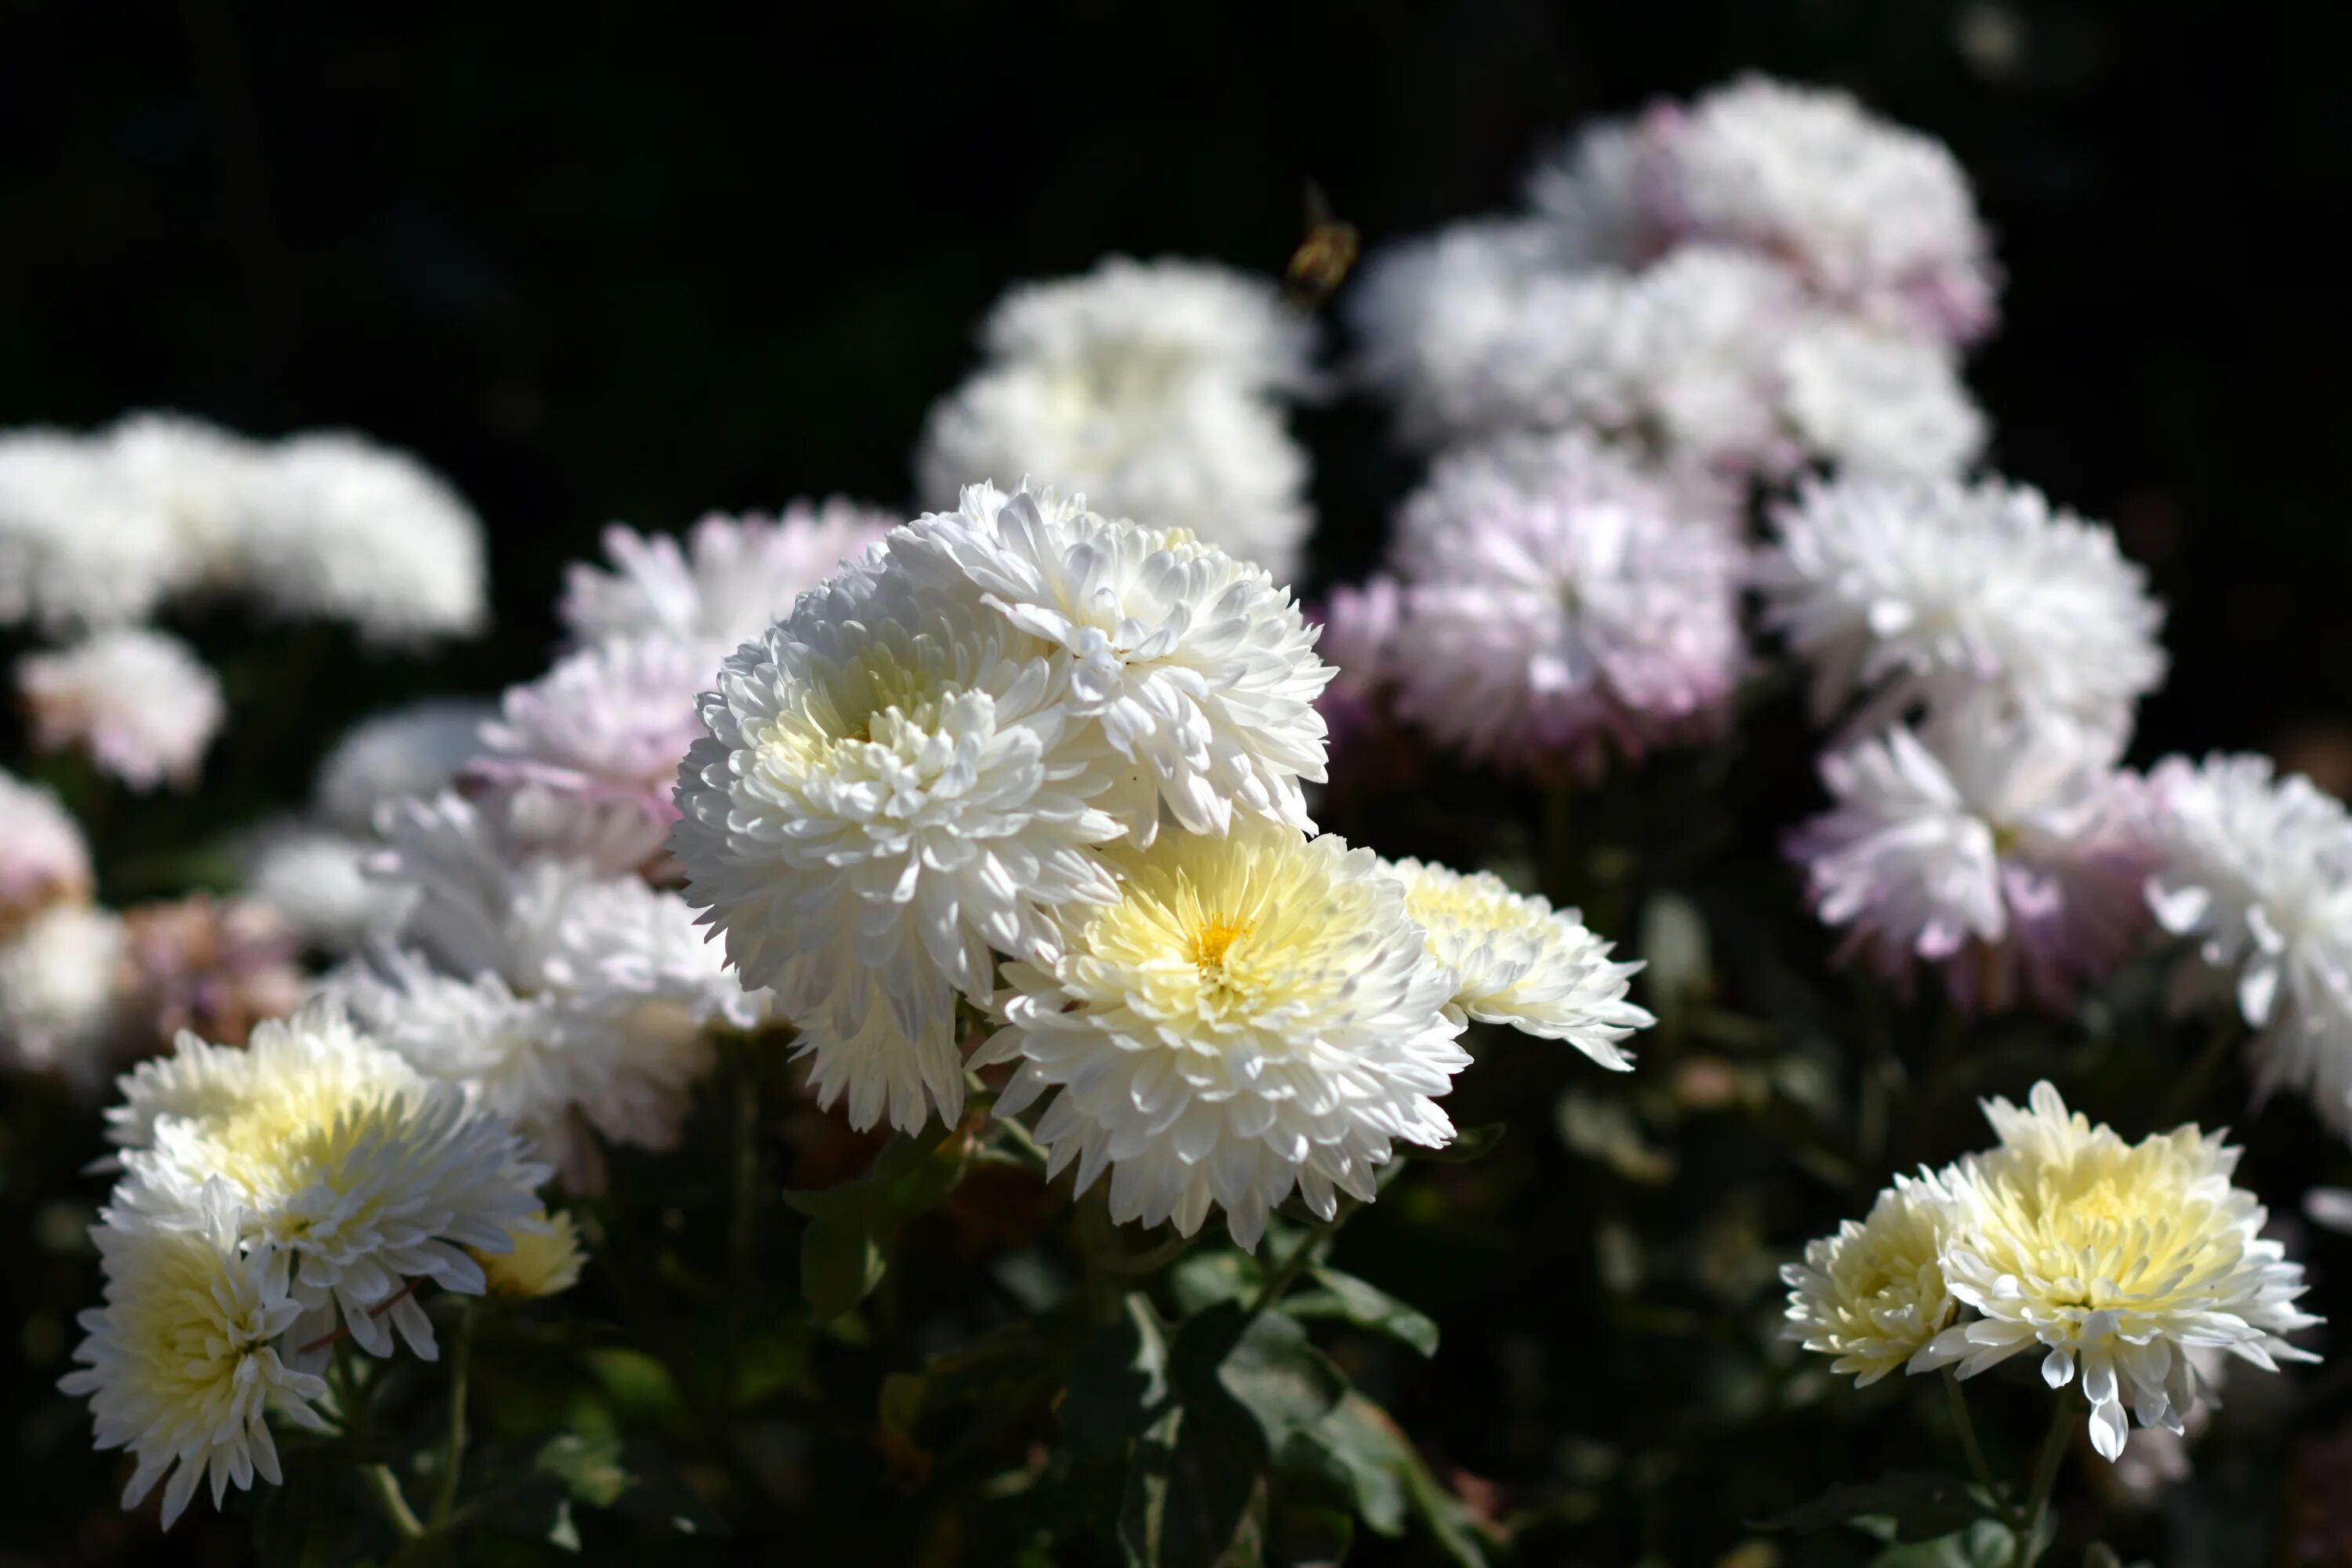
[361,1462,426,1541]
[1248,1200,1358,1315]
[2012,1396,2073,1568]
[1941,1369,2001,1502]
[728,1050,760,1397]
[430,1302,477,1529]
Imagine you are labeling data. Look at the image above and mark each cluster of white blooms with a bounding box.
[62,1005,550,1526]
[17,628,226,793]
[1351,77,1989,478]
[1,766,119,1079]
[677,480,1651,1245]
[916,257,1319,580]
[1788,1083,2318,1462]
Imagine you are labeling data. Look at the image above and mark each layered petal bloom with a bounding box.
[558,500,895,651]
[1388,433,1744,775]
[891,483,1332,841]
[1789,709,2156,1012]
[673,560,1119,1133]
[18,628,226,791]
[59,1181,329,1529]
[1385,857,1652,1066]
[1,767,92,935]
[1915,1083,2318,1461]
[2143,753,2352,1131]
[1781,1168,1962,1385]
[1757,476,2165,738]
[978,821,1468,1249]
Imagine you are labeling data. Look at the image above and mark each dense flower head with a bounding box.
[1782,1168,1961,1385]
[313,699,495,837]
[18,628,226,792]
[108,1003,546,1359]
[59,1181,329,1530]
[0,902,125,1080]
[2144,753,2352,1131]
[891,482,1333,841]
[1916,1083,2318,1461]
[1790,709,2157,1013]
[0,428,193,631]
[976,255,1317,399]
[1639,75,1998,345]
[674,556,1118,1132]
[558,500,896,651]
[1387,432,1745,776]
[1778,316,1986,479]
[97,412,270,590]
[1758,475,2165,738]
[1385,857,1652,1066]
[1,767,93,936]
[978,820,1469,1249]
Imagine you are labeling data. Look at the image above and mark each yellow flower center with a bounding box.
[1191,916,1250,971]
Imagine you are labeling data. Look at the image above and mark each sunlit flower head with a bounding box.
[0,902,125,1081]
[978,820,1468,1250]
[1917,1083,2318,1461]
[1783,1167,1962,1385]
[558,500,896,651]
[1,768,92,937]
[59,1181,328,1529]
[18,628,225,792]
[477,1209,586,1299]
[1385,857,1652,1067]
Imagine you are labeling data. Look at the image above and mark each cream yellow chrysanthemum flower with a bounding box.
[1915,1082,2320,1461]
[1385,857,1653,1068]
[978,819,1468,1249]
[477,1210,586,1299]
[1781,1167,1960,1385]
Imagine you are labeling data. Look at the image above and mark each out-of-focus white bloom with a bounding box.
[1916,1083,2318,1461]
[1639,75,1998,345]
[242,432,488,644]
[1782,1168,1961,1385]
[470,635,713,873]
[2144,753,2352,1131]
[313,699,495,835]
[0,429,192,630]
[979,821,1468,1249]
[1790,710,2155,1012]
[1,768,92,934]
[97,412,270,590]
[239,826,413,953]
[108,1004,545,1360]
[1583,246,1806,474]
[17,629,226,792]
[1757,476,2165,737]
[558,501,896,650]
[0,902,125,1078]
[1385,858,1652,1066]
[1310,575,1403,755]
[918,257,1319,578]
[892,483,1332,841]
[1388,433,1744,775]
[1780,317,1986,479]
[59,1182,328,1530]
[1522,118,1656,267]
[675,558,1118,1133]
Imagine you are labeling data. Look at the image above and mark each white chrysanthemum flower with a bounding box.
[59,1182,329,1529]
[978,821,1469,1249]
[110,1004,546,1360]
[1641,75,1998,345]
[0,902,125,1079]
[470,634,715,873]
[1385,858,1652,1067]
[239,826,413,953]
[976,255,1316,397]
[242,432,488,644]
[2,768,92,934]
[1521,118,1656,267]
[97,412,270,590]
[558,500,897,650]
[1,429,193,630]
[1782,1167,1962,1385]
[675,561,1118,1132]
[17,629,225,792]
[1388,432,1745,775]
[2143,753,2352,1131]
[313,699,495,836]
[891,483,1332,841]
[1916,1083,2319,1461]
[1780,317,1986,480]
[1757,476,2166,737]
[1790,709,2156,1013]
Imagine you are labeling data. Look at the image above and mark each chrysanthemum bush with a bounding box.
[5,71,2352,1568]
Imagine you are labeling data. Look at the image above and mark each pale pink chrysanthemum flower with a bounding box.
[1,768,92,936]
[17,628,226,792]
[559,501,897,652]
[1387,432,1744,778]
[1789,704,2156,1012]
[1307,575,1403,757]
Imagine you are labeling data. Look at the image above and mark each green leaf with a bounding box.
[1759,1472,1998,1543]
[1865,1519,2024,1567]
[1279,1396,1409,1537]
[1118,1404,1268,1568]
[1064,1294,1173,1463]
[783,1122,975,1321]
[1408,1123,1506,1163]
[1283,1266,1440,1356]
[1167,1249,1265,1314]
[1170,1304,1345,1453]
[535,1434,635,1510]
